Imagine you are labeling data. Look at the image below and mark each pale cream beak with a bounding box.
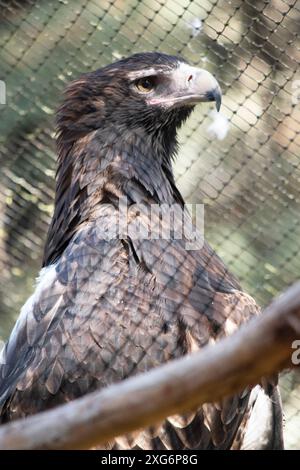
[149,63,222,111]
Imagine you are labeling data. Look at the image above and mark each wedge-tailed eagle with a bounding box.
[0,52,283,449]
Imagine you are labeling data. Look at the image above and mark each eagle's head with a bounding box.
[45,53,222,266]
[57,52,221,156]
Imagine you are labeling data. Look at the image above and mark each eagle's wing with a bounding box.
[0,218,169,419]
[0,204,283,449]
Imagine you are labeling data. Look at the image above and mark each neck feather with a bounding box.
[43,127,184,266]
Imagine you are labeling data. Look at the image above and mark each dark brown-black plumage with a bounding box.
[0,53,283,449]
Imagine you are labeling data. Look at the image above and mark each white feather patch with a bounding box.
[207,110,230,140]
[241,386,274,449]
[0,264,57,364]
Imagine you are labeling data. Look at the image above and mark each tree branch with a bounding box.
[0,282,300,450]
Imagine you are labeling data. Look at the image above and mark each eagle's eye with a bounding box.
[135,76,156,93]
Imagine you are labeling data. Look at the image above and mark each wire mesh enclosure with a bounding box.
[0,0,299,449]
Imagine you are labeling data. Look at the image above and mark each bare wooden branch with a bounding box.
[0,282,300,450]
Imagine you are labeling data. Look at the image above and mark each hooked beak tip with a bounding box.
[205,86,222,112]
[215,90,222,112]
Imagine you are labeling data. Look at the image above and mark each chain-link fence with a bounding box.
[0,0,299,449]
